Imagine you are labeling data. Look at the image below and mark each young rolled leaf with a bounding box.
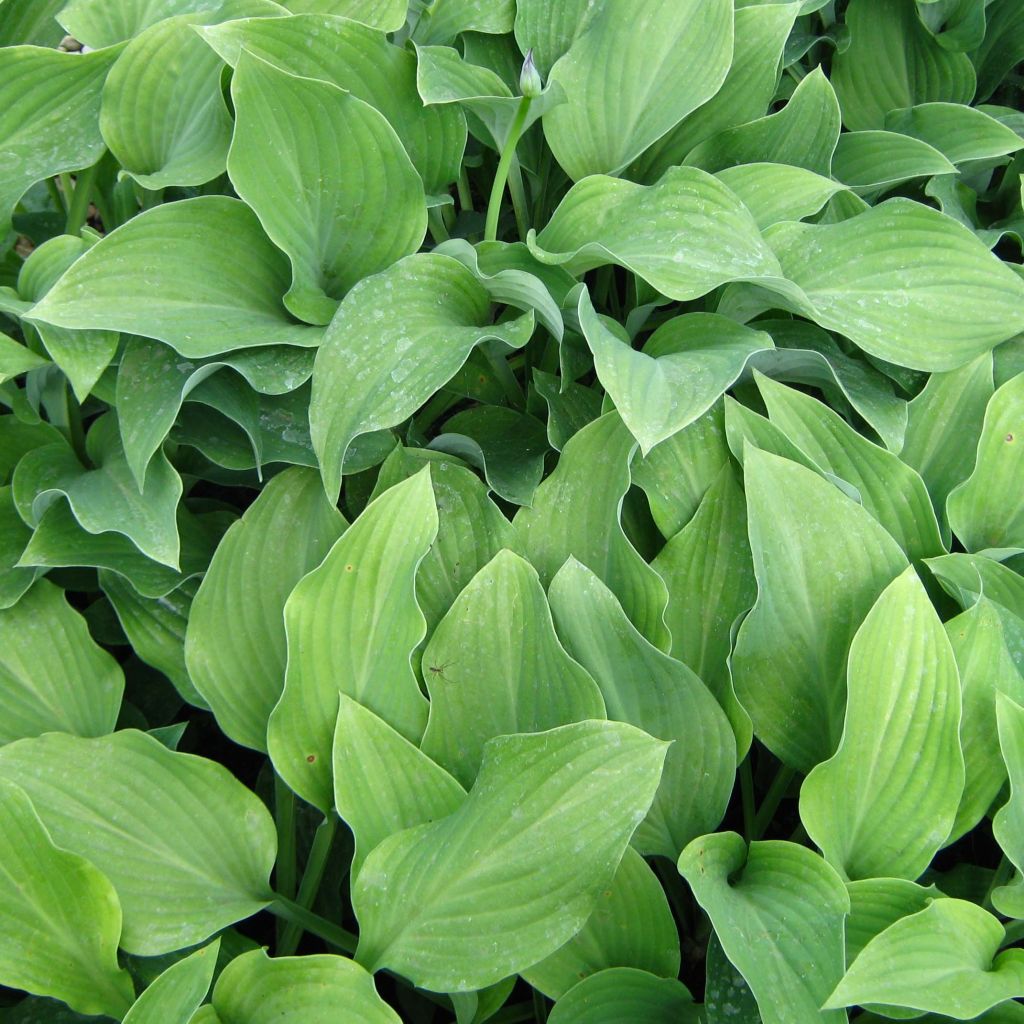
[0,778,135,1018]
[268,469,437,812]
[353,721,668,992]
[799,567,964,880]
[122,940,219,1024]
[0,730,277,955]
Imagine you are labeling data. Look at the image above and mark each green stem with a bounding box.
[507,155,530,240]
[481,341,525,409]
[739,757,756,841]
[59,173,74,209]
[66,391,87,465]
[751,765,797,841]
[414,389,461,436]
[532,989,549,1023]
[46,177,67,216]
[984,854,1013,913]
[427,206,450,244]
[273,778,297,946]
[277,815,338,955]
[457,166,474,213]
[65,158,102,236]
[269,896,356,955]
[484,95,533,242]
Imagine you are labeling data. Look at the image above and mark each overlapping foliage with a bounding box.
[1,0,1024,1020]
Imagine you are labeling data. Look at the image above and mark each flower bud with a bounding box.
[519,48,542,98]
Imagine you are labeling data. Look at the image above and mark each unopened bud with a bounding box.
[519,48,542,98]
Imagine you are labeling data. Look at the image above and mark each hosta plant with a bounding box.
[2,0,1024,1020]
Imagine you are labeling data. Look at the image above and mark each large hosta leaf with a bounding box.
[512,0,596,77]
[679,833,849,1024]
[353,721,667,992]
[0,579,123,744]
[0,730,276,954]
[825,899,1024,1018]
[845,878,940,964]
[799,567,964,880]
[541,0,733,180]
[715,163,845,230]
[310,253,534,502]
[413,0,515,44]
[732,448,907,771]
[548,559,735,859]
[420,549,605,788]
[514,412,670,650]
[268,470,436,812]
[186,467,346,752]
[0,779,134,1019]
[547,969,698,1024]
[885,102,1024,164]
[228,53,426,326]
[27,197,322,357]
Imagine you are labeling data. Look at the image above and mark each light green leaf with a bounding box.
[203,14,464,194]
[0,486,37,609]
[268,470,436,812]
[522,848,679,1000]
[831,0,976,130]
[825,899,1024,1018]
[948,374,1024,552]
[228,52,425,326]
[927,552,1024,619]
[578,289,773,454]
[732,447,907,771]
[0,46,121,224]
[651,464,756,755]
[210,949,400,1023]
[764,199,1024,371]
[0,333,47,383]
[123,941,219,1024]
[886,102,1024,164]
[547,969,698,1024]
[548,558,735,859]
[514,412,670,650]
[679,833,849,1024]
[831,130,956,189]
[26,197,322,357]
[529,166,783,302]
[846,878,940,965]
[0,578,123,744]
[413,0,514,44]
[542,0,733,179]
[687,67,841,175]
[512,0,596,77]
[946,599,1024,842]
[334,694,465,879]
[994,693,1024,918]
[0,778,134,1019]
[0,0,66,45]
[799,567,964,880]
[311,253,533,502]
[631,2,801,183]
[12,416,181,568]
[277,0,405,29]
[715,163,845,230]
[0,729,276,954]
[0,416,64,485]
[353,721,668,992]
[187,466,345,752]
[421,549,605,787]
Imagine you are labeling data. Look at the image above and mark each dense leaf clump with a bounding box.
[2,0,1024,1020]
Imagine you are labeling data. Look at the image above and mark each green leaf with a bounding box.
[948,374,1024,552]
[799,567,964,880]
[268,469,437,812]
[927,552,1024,619]
[994,693,1024,918]
[413,0,514,44]
[715,163,845,230]
[353,720,668,992]
[548,558,735,859]
[547,969,698,1024]
[825,899,1024,1018]
[209,949,400,1023]
[831,0,976,130]
[311,253,533,502]
[631,2,801,183]
[228,52,426,326]
[542,0,733,179]
[973,0,1024,102]
[532,369,603,451]
[187,467,345,751]
[831,130,956,190]
[529,166,783,302]
[26,197,322,358]
[704,933,760,1024]
[514,412,670,650]
[0,578,123,743]
[421,549,606,788]
[0,778,135,1018]
[122,941,219,1024]
[764,199,1024,371]
[732,447,907,771]
[0,485,37,609]
[334,693,465,879]
[512,0,596,77]
[679,833,849,1024]
[577,289,773,454]
[0,0,66,45]
[0,332,47,383]
[885,102,1024,164]
[522,848,679,1000]
[651,464,756,755]
[0,46,121,224]
[277,0,405,29]
[846,878,939,963]
[0,729,276,954]
[686,67,841,176]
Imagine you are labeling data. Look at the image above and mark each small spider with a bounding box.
[426,659,456,682]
